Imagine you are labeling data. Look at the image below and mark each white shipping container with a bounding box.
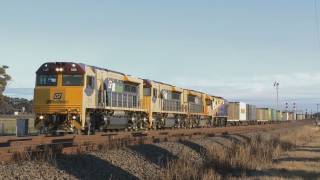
[282,112,289,121]
[239,102,247,121]
[228,102,247,121]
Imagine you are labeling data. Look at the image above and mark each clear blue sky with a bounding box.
[1,0,320,112]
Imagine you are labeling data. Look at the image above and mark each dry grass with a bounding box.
[159,135,294,180]
[159,125,318,180]
[161,149,221,180]
[8,124,319,180]
[12,144,63,164]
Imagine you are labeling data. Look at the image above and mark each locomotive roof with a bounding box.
[81,63,128,76]
[37,62,228,101]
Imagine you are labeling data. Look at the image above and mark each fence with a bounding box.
[0,116,37,136]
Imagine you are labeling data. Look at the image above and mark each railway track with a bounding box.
[0,120,311,164]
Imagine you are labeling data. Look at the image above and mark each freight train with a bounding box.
[33,62,299,134]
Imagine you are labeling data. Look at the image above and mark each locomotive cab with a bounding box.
[34,62,85,133]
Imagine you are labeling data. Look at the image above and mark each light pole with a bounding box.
[274,81,280,110]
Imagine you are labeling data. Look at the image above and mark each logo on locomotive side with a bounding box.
[54,93,62,100]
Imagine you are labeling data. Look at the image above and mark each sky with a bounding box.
[1,0,320,112]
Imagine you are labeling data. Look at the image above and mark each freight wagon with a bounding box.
[282,112,289,121]
[288,112,296,120]
[276,110,282,121]
[227,102,247,124]
[246,104,257,123]
[296,114,305,120]
[271,109,277,121]
[256,108,272,122]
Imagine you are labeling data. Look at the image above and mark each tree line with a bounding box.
[0,66,33,114]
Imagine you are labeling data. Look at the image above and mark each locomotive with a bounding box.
[33,62,228,133]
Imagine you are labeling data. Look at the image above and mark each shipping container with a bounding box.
[228,102,247,121]
[271,109,277,121]
[282,112,289,121]
[16,119,29,137]
[296,114,305,120]
[276,110,282,121]
[246,104,257,121]
[256,108,272,121]
[293,113,297,120]
[288,112,295,120]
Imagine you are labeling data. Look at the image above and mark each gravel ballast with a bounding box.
[0,127,299,180]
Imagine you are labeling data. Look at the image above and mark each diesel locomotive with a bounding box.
[33,62,228,133]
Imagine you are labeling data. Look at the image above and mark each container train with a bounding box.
[33,62,303,133]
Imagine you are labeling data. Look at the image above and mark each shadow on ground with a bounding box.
[222,135,243,144]
[54,154,138,180]
[274,157,320,163]
[250,168,320,179]
[178,140,208,159]
[293,147,320,153]
[129,144,177,168]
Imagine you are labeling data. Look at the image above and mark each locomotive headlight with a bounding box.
[72,115,77,120]
[39,115,44,120]
[55,67,64,72]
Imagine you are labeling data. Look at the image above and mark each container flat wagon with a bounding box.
[256,108,272,122]
[296,114,305,120]
[271,109,277,121]
[227,102,247,124]
[246,104,257,123]
[276,110,282,121]
[282,112,289,121]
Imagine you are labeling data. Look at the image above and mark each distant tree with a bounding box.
[0,65,11,96]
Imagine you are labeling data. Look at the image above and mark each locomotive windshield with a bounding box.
[36,75,57,86]
[62,74,84,86]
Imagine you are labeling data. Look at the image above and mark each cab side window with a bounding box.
[86,76,95,89]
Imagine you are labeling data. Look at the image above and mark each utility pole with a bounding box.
[274,81,279,110]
